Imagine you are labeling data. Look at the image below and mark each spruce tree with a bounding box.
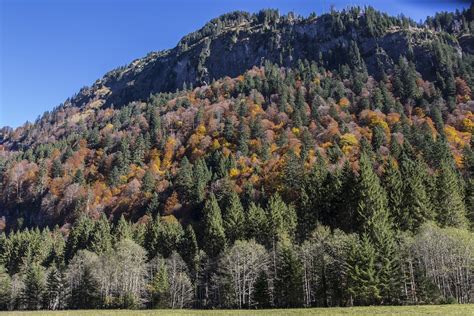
[223,191,245,243]
[347,234,380,305]
[356,152,400,303]
[175,157,194,203]
[436,160,468,228]
[149,260,170,308]
[400,155,433,231]
[89,215,112,255]
[114,214,133,242]
[64,216,94,262]
[45,266,65,310]
[202,194,226,258]
[383,158,404,229]
[180,225,199,276]
[22,262,46,310]
[70,265,100,309]
[144,215,162,259]
[0,265,11,310]
[274,236,303,308]
[253,270,271,308]
[246,202,268,244]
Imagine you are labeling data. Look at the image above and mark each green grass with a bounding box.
[1,305,473,316]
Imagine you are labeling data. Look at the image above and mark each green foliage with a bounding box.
[202,194,226,258]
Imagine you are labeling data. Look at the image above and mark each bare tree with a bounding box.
[218,239,269,308]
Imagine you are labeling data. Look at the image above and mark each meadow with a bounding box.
[1,305,473,316]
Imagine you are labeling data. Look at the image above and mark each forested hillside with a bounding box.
[0,5,473,311]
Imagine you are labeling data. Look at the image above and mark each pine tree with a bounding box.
[223,191,245,243]
[45,266,65,310]
[436,160,468,228]
[64,216,94,262]
[22,262,45,310]
[253,270,271,308]
[202,194,226,258]
[356,152,401,303]
[274,236,303,308]
[144,215,162,259]
[115,214,133,242]
[383,158,404,229]
[70,265,100,309]
[175,157,194,203]
[180,225,199,276]
[347,234,380,305]
[400,156,434,231]
[142,170,155,193]
[149,260,170,308]
[89,215,112,254]
[246,202,268,244]
[0,265,11,310]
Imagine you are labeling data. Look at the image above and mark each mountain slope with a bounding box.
[0,5,473,231]
[49,8,470,114]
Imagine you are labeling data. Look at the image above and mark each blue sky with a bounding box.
[0,0,470,128]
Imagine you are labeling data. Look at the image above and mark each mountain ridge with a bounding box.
[27,7,470,122]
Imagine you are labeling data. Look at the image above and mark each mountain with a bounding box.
[1,5,474,310]
[15,7,473,120]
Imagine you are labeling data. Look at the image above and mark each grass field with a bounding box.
[1,305,473,316]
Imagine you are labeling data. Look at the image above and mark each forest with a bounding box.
[0,5,473,311]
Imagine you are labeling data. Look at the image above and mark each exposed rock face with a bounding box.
[68,10,466,112]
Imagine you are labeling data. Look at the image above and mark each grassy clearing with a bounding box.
[1,305,473,316]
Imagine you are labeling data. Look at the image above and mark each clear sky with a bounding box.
[0,0,470,128]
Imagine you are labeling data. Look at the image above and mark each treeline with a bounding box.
[0,212,472,310]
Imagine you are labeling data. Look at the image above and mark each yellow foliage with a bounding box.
[313,77,320,86]
[340,133,358,147]
[229,168,240,178]
[162,137,176,169]
[161,215,178,224]
[445,125,470,148]
[105,123,114,130]
[413,107,425,118]
[211,139,221,150]
[461,118,474,133]
[292,127,300,136]
[197,124,207,135]
[321,142,332,149]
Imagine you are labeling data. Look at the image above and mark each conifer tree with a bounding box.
[274,236,303,308]
[142,170,155,193]
[436,160,468,228]
[115,214,133,242]
[175,157,194,203]
[383,158,404,229]
[0,265,11,310]
[356,152,400,303]
[246,202,268,244]
[64,216,94,262]
[202,194,226,258]
[400,155,433,231]
[145,215,162,260]
[223,191,245,243]
[70,265,100,309]
[253,270,271,308]
[22,262,46,310]
[89,215,112,255]
[45,266,65,310]
[180,225,199,276]
[149,260,170,308]
[347,234,380,305]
